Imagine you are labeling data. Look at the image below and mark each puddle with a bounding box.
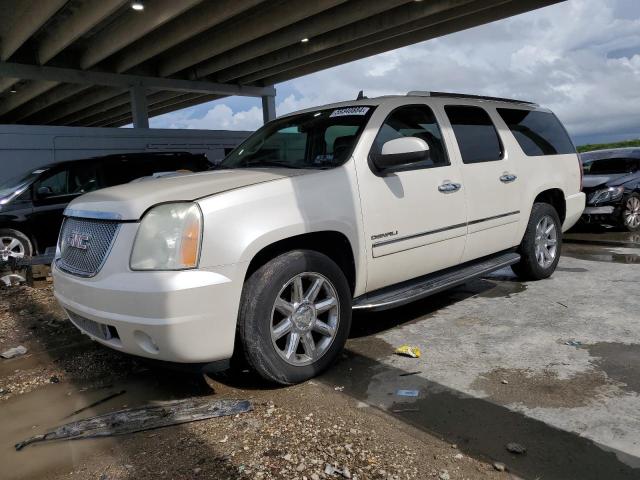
[0,374,211,480]
[565,230,640,249]
[585,342,640,394]
[475,279,527,299]
[556,266,589,273]
[563,245,640,264]
[471,367,610,408]
[321,349,640,479]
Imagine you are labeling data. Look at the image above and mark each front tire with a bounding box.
[621,193,640,232]
[237,250,352,385]
[511,203,562,280]
[0,228,33,262]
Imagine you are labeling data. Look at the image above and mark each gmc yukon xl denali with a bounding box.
[53,92,585,384]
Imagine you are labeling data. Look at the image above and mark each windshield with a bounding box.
[0,169,46,199]
[219,106,375,170]
[586,158,639,175]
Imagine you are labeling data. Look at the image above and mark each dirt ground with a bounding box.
[0,284,509,480]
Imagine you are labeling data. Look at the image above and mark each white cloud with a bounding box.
[152,0,640,144]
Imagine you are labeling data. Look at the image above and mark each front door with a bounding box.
[442,105,521,262]
[355,103,467,292]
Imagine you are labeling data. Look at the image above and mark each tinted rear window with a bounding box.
[444,106,503,164]
[497,109,575,156]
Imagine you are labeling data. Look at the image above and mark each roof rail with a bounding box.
[406,91,537,106]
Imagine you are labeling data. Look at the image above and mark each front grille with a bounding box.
[57,217,120,277]
[67,310,117,341]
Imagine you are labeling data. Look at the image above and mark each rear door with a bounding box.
[442,105,521,262]
[355,102,467,291]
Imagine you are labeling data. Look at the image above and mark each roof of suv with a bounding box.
[286,91,542,118]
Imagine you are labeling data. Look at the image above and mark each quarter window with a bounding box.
[371,104,449,169]
[497,108,575,156]
[445,105,503,164]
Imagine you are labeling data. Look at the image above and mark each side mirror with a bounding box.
[372,137,430,172]
[37,186,53,197]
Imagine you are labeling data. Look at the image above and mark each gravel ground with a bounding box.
[0,283,509,480]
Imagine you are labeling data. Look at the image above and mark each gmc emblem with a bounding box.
[68,232,91,250]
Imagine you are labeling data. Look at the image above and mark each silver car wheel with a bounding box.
[0,236,26,262]
[534,215,558,268]
[623,196,640,229]
[270,272,339,367]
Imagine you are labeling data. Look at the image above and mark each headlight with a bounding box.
[588,186,624,205]
[130,202,202,270]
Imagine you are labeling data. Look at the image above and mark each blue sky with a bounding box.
[150,0,640,146]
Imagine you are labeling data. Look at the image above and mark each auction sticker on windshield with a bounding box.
[329,106,370,117]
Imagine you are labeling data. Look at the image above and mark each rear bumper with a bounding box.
[52,261,246,363]
[563,192,586,231]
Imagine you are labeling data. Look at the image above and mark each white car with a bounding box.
[53,92,585,384]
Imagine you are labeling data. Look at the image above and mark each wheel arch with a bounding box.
[533,188,566,223]
[244,231,357,295]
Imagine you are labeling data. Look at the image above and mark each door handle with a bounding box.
[500,173,517,183]
[438,182,462,193]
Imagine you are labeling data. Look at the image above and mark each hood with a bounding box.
[67,168,310,220]
[582,173,629,190]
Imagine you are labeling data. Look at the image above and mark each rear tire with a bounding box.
[0,228,33,262]
[511,203,562,280]
[237,250,352,385]
[621,193,640,232]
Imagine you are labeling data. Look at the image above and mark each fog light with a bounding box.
[134,330,159,354]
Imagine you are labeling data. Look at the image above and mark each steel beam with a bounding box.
[112,0,265,73]
[250,0,560,87]
[0,80,58,116]
[34,88,126,125]
[218,0,480,84]
[0,62,276,97]
[9,84,91,122]
[37,0,128,65]
[158,0,347,77]
[262,95,276,124]
[0,0,67,61]
[79,0,202,70]
[196,0,410,81]
[129,85,148,128]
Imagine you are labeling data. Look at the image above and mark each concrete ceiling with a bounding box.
[0,0,562,127]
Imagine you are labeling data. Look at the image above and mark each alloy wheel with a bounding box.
[623,196,640,229]
[534,215,558,268]
[270,272,339,366]
[0,236,26,262]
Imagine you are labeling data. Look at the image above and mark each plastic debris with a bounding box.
[1,345,27,359]
[506,442,527,454]
[395,345,421,358]
[493,462,506,472]
[396,389,420,397]
[334,386,344,392]
[565,340,582,347]
[15,397,252,450]
[65,390,126,418]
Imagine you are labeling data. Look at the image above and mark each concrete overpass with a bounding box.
[0,0,562,128]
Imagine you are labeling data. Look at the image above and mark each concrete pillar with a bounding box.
[130,85,149,128]
[261,94,276,124]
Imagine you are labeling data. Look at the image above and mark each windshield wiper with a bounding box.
[237,160,303,169]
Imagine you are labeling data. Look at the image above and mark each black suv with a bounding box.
[0,152,212,260]
[581,148,640,231]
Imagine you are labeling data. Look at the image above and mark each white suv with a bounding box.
[53,92,585,384]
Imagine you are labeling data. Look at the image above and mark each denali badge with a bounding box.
[68,232,91,250]
[371,230,398,241]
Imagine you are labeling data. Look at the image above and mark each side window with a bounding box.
[68,162,101,194]
[36,170,69,196]
[371,104,449,169]
[445,105,503,164]
[497,109,575,156]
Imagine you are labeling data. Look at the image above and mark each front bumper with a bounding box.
[52,261,246,363]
